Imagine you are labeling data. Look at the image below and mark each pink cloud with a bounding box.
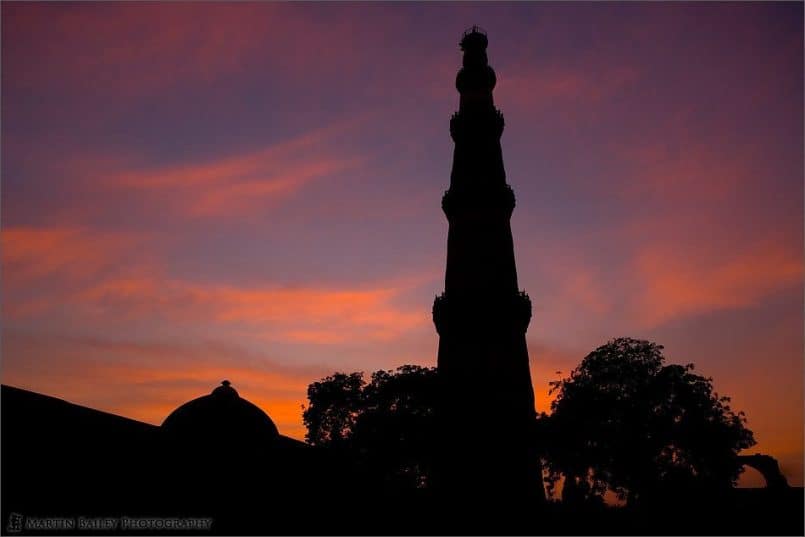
[630,240,801,328]
[497,64,638,112]
[615,140,767,205]
[58,119,370,219]
[2,3,433,100]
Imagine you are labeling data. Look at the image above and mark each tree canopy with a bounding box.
[542,337,755,505]
[303,365,438,491]
[302,339,756,505]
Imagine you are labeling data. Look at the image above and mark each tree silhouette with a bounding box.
[303,365,438,492]
[303,371,365,447]
[542,337,756,506]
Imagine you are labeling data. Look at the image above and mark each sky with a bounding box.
[2,2,802,488]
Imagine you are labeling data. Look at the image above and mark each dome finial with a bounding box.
[212,379,238,398]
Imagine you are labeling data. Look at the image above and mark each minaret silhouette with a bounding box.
[433,26,544,508]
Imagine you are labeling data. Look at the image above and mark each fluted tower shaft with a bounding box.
[433,27,543,507]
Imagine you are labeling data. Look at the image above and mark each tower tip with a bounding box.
[460,25,488,51]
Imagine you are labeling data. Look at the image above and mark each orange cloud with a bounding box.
[521,169,801,332]
[74,276,427,344]
[0,333,323,439]
[1,227,152,317]
[631,240,802,328]
[2,227,141,284]
[3,224,428,344]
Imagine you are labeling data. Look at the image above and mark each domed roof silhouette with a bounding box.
[162,380,279,445]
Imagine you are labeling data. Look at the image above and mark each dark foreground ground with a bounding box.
[3,385,802,536]
[3,488,803,535]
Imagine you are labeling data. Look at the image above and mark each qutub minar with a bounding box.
[433,27,544,505]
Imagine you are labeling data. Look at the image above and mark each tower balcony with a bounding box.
[513,290,533,331]
[432,290,533,335]
[442,182,515,220]
[450,108,504,142]
[432,293,448,335]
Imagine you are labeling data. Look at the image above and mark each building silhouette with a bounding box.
[432,26,544,508]
[0,382,353,534]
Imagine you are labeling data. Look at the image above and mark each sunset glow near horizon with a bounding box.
[2,3,802,488]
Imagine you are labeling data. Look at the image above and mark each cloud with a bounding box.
[2,227,134,282]
[2,119,370,229]
[629,240,801,329]
[0,332,327,438]
[2,4,332,97]
[614,139,768,205]
[2,223,428,344]
[497,64,638,113]
[114,153,363,218]
[64,120,368,219]
[527,237,801,334]
[1,227,153,316]
[72,275,427,343]
[2,3,441,102]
